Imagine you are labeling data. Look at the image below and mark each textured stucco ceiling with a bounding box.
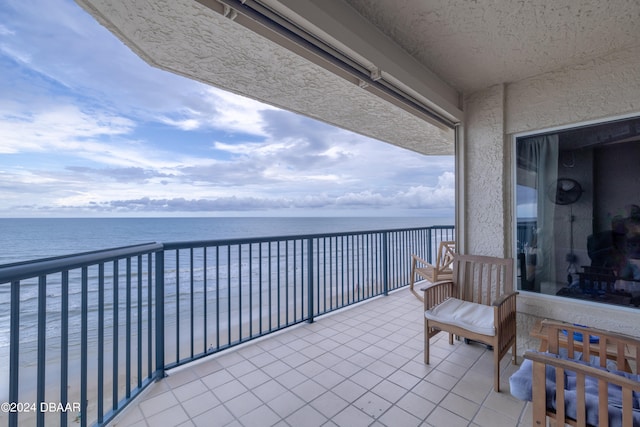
[75,0,455,155]
[344,0,640,93]
[76,0,640,155]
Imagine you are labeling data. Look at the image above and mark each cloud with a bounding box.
[0,104,135,154]
[17,166,455,214]
[0,0,455,218]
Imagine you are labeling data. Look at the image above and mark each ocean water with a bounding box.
[0,216,452,265]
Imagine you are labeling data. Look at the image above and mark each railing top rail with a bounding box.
[0,242,163,284]
[162,225,454,250]
[0,224,455,282]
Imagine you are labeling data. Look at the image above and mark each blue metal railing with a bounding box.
[0,225,454,426]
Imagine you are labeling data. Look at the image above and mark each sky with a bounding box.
[0,0,455,218]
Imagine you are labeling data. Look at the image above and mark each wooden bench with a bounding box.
[422,254,517,392]
[523,320,640,427]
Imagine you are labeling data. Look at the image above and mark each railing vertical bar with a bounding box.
[215,246,220,350]
[395,232,401,288]
[396,231,401,290]
[337,236,341,305]
[238,244,242,342]
[126,257,132,398]
[190,248,194,358]
[360,236,364,299]
[367,234,371,297]
[378,232,382,292]
[98,264,105,423]
[60,271,69,427]
[277,242,281,328]
[364,235,368,297]
[383,232,389,295]
[155,249,165,381]
[137,256,143,389]
[323,238,327,312]
[366,234,371,297]
[427,227,433,266]
[227,245,231,346]
[268,242,272,331]
[249,244,253,338]
[203,247,208,353]
[112,260,119,411]
[36,275,46,427]
[277,241,282,329]
[375,233,379,293]
[285,241,289,324]
[80,267,88,427]
[147,255,152,379]
[352,235,357,303]
[341,236,345,306]
[259,243,263,334]
[352,235,356,302]
[356,234,364,301]
[400,231,410,283]
[307,238,314,323]
[315,239,320,313]
[368,234,372,296]
[329,238,333,311]
[293,240,297,321]
[360,235,365,299]
[299,239,303,320]
[8,279,20,427]
[175,250,180,363]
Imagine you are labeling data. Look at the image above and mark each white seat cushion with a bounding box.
[424,298,495,336]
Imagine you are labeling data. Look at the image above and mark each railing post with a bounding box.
[80,268,89,427]
[9,281,19,427]
[37,276,47,427]
[382,232,389,296]
[155,249,165,381]
[307,238,314,323]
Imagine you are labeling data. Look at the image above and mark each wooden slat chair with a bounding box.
[410,241,456,293]
[422,254,517,392]
[524,321,640,427]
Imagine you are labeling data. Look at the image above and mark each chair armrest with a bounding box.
[492,291,518,307]
[492,292,518,329]
[421,280,454,310]
[411,254,434,268]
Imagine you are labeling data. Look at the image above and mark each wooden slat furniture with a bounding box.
[410,241,455,292]
[530,319,635,372]
[422,254,517,392]
[524,320,640,427]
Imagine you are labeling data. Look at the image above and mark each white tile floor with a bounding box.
[110,289,531,427]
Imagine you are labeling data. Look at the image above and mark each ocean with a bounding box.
[0,216,453,265]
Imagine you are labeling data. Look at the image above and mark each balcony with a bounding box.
[112,289,529,427]
[0,225,529,426]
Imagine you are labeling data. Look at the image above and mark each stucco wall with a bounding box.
[506,45,640,135]
[464,45,640,347]
[463,84,508,257]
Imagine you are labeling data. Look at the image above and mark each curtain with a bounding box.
[518,135,559,288]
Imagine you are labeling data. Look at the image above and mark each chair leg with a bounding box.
[493,350,501,392]
[448,333,453,345]
[409,259,417,292]
[424,319,430,364]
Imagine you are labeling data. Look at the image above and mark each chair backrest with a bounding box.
[451,254,514,305]
[435,241,456,272]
